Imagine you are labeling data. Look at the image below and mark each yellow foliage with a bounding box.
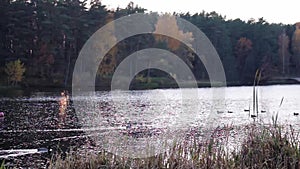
[153,14,194,51]
[98,52,117,75]
[97,12,118,75]
[4,59,26,85]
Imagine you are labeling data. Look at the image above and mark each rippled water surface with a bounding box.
[74,85,300,131]
[1,85,300,164]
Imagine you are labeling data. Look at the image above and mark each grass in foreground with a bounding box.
[49,124,300,169]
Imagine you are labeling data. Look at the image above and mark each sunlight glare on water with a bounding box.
[1,85,300,158]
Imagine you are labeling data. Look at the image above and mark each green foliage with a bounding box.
[0,1,299,87]
[4,59,26,86]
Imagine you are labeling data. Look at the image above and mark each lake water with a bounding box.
[1,85,300,163]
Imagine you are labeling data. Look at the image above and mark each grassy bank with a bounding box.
[48,123,300,169]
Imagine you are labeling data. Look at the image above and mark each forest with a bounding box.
[1,0,300,90]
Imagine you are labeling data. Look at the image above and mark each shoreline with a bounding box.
[1,78,300,96]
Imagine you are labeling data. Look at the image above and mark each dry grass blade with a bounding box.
[48,124,300,169]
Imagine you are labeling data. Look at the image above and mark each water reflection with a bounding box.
[1,85,300,160]
[58,91,69,128]
[0,97,83,153]
[59,91,68,115]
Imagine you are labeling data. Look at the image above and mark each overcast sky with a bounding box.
[101,0,299,25]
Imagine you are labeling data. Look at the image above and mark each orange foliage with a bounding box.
[234,37,252,74]
[37,43,54,65]
[234,37,252,58]
[292,22,300,55]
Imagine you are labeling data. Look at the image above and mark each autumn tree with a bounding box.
[292,22,300,74]
[278,30,290,75]
[4,59,26,86]
[153,14,193,51]
[0,1,297,87]
[234,37,253,81]
[151,14,196,81]
[97,12,118,76]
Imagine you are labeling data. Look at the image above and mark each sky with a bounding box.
[101,0,299,25]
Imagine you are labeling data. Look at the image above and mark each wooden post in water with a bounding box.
[256,88,259,117]
[251,69,261,119]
